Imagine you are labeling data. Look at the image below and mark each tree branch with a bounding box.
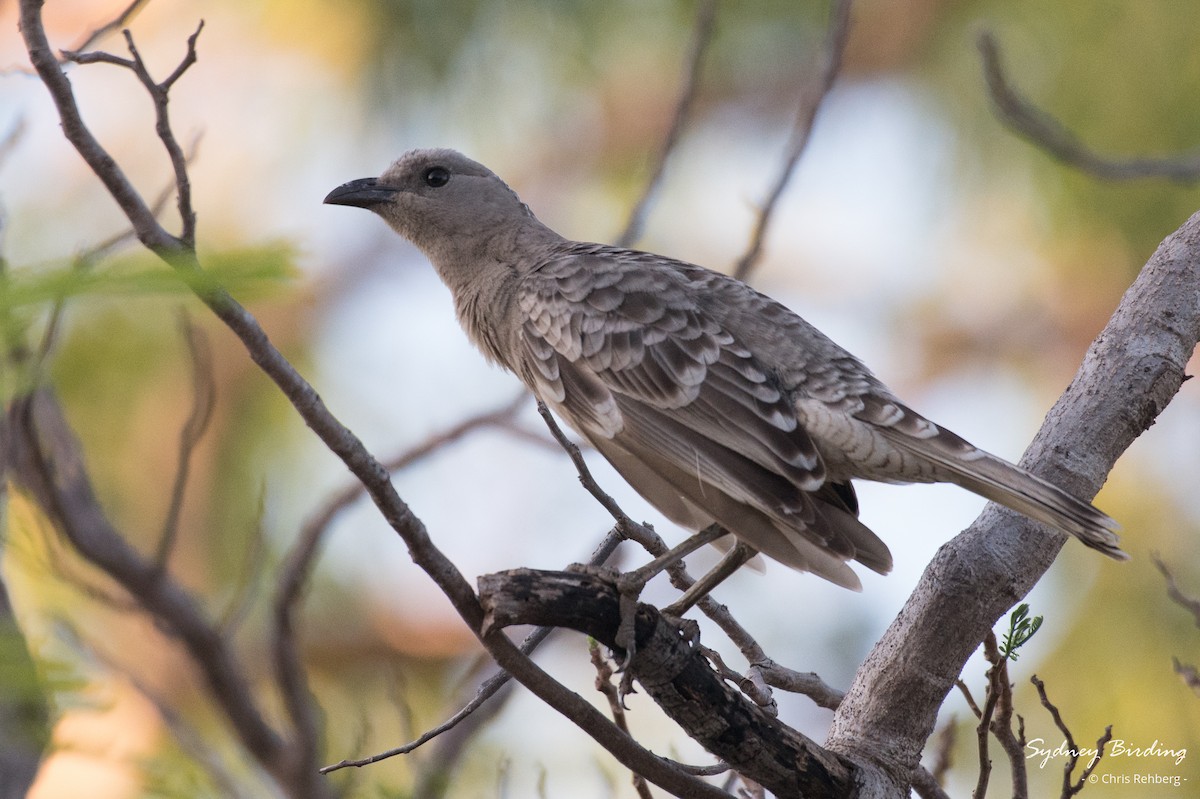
[479,567,856,798]
[5,390,304,792]
[1154,555,1200,696]
[977,30,1200,183]
[536,401,855,717]
[1031,675,1112,797]
[19,0,185,254]
[154,311,215,570]
[276,391,524,778]
[590,640,656,799]
[66,0,152,55]
[61,23,203,245]
[732,0,853,281]
[615,0,717,248]
[1154,554,1200,628]
[825,207,1200,793]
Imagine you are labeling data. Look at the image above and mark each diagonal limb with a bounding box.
[612,524,727,659]
[662,541,758,618]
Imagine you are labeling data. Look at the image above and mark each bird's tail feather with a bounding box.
[931,450,1126,560]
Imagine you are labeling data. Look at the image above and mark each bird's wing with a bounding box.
[677,266,1124,559]
[517,251,892,584]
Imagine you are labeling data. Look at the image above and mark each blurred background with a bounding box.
[2,0,1199,797]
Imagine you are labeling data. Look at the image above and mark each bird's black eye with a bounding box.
[423,166,451,188]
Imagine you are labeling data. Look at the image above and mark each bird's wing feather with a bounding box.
[517,252,892,579]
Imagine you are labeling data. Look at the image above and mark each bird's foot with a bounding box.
[613,570,647,673]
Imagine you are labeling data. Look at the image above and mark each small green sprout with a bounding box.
[999,603,1043,661]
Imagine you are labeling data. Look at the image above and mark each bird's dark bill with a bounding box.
[324,178,398,208]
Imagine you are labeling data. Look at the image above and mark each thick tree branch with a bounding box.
[825,209,1200,794]
[5,390,305,792]
[479,567,855,798]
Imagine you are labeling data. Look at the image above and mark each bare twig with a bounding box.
[277,391,525,778]
[1031,675,1112,798]
[957,679,982,718]
[616,0,717,248]
[1154,554,1200,628]
[22,1,183,255]
[217,487,268,634]
[977,30,1200,183]
[408,659,518,798]
[321,623,556,774]
[66,0,152,56]
[986,635,1027,799]
[751,658,844,712]
[1076,727,1114,798]
[928,717,956,788]
[154,312,216,569]
[62,23,204,245]
[34,133,202,370]
[590,641,654,799]
[958,634,1029,799]
[701,644,776,713]
[1153,555,1200,696]
[971,634,1003,799]
[732,0,853,281]
[992,694,1027,796]
[534,400,640,531]
[1172,657,1200,696]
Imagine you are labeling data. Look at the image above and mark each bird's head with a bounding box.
[324,148,539,264]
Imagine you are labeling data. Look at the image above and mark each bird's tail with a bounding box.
[930,450,1125,560]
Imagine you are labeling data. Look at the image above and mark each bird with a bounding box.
[325,148,1125,591]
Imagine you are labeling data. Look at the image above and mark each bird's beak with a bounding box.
[324,177,398,208]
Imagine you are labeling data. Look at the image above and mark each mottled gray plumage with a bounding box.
[326,148,1125,590]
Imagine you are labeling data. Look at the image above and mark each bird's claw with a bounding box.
[613,573,645,671]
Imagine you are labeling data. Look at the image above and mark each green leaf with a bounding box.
[1000,603,1045,661]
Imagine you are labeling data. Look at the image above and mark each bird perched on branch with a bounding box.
[326,148,1125,591]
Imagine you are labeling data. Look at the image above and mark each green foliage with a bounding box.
[0,243,294,402]
[999,602,1043,662]
[0,243,294,314]
[0,609,51,751]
